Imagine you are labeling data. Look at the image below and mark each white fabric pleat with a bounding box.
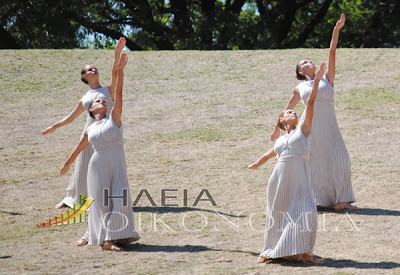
[298,76,355,206]
[85,115,139,245]
[61,87,114,207]
[260,128,317,259]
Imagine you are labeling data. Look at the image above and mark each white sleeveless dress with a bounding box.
[298,76,355,206]
[260,127,317,259]
[84,115,139,245]
[61,87,113,207]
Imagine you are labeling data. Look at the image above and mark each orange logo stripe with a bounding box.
[37,197,94,228]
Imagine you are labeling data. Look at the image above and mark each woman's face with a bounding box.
[298,60,316,75]
[89,98,107,114]
[82,65,99,82]
[281,109,298,125]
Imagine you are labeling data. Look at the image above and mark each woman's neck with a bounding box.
[88,81,102,90]
[94,113,107,121]
[305,73,316,81]
[285,125,296,134]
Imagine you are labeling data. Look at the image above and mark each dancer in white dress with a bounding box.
[249,63,327,264]
[270,14,357,210]
[42,37,126,209]
[61,53,140,251]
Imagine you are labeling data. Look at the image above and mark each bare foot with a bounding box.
[76,239,88,247]
[302,254,324,264]
[102,241,122,251]
[55,202,70,209]
[283,254,302,261]
[335,202,359,210]
[115,237,140,245]
[282,253,323,264]
[257,256,268,263]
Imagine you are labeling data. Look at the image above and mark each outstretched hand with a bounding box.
[118,53,128,70]
[316,62,326,80]
[248,163,258,170]
[42,126,55,135]
[115,37,126,53]
[60,164,70,175]
[336,13,345,30]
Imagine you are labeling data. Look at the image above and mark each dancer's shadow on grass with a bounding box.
[133,206,246,218]
[322,258,400,269]
[123,243,258,256]
[0,211,23,216]
[270,258,400,270]
[317,207,400,216]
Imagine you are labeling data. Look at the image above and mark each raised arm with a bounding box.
[108,37,126,101]
[284,87,301,111]
[326,13,345,87]
[42,100,85,135]
[300,63,326,137]
[111,53,128,127]
[60,132,90,175]
[248,146,277,170]
[270,87,301,141]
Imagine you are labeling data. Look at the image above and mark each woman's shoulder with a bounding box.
[295,81,308,96]
[82,90,96,108]
[275,133,288,144]
[293,84,302,94]
[81,91,93,109]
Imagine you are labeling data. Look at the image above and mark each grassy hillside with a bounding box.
[0,48,399,274]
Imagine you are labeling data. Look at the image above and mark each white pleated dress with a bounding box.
[298,76,355,207]
[260,127,317,259]
[84,114,139,245]
[61,87,113,208]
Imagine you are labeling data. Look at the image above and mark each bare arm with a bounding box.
[60,132,90,175]
[108,37,126,101]
[270,87,301,141]
[248,146,277,170]
[326,13,345,87]
[42,100,85,135]
[111,53,128,127]
[284,87,301,110]
[300,63,326,137]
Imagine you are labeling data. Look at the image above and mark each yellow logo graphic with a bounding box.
[37,195,94,228]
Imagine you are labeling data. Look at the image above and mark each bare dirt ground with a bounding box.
[0,48,399,274]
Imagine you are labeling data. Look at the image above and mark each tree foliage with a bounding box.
[1,0,399,50]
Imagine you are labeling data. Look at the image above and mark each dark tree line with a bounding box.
[1,0,399,50]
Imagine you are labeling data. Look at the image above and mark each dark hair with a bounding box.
[296,63,306,81]
[81,66,89,84]
[277,111,286,131]
[88,101,95,119]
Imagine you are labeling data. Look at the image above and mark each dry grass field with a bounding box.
[0,48,399,274]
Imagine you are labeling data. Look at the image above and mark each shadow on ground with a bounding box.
[265,258,400,270]
[122,243,258,256]
[0,211,23,216]
[133,206,246,217]
[317,207,400,216]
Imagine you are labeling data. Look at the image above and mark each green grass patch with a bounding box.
[337,88,400,119]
